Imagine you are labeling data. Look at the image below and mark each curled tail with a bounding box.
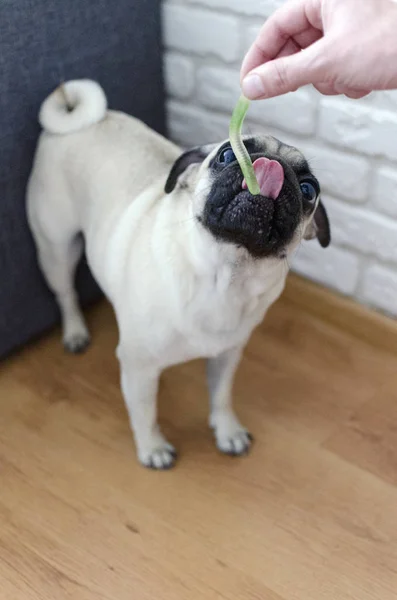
[39,79,107,135]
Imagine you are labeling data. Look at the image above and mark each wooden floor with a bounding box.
[1,288,397,600]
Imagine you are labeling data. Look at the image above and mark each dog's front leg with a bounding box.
[118,352,176,469]
[207,346,253,456]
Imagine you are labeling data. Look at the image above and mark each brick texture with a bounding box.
[197,66,317,135]
[164,54,195,100]
[362,263,397,315]
[185,0,285,17]
[162,4,240,62]
[163,0,397,317]
[293,244,360,296]
[372,167,397,219]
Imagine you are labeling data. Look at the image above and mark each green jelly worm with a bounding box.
[229,95,260,196]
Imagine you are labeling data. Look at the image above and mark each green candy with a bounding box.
[229,95,260,196]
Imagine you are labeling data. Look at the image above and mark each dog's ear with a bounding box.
[304,199,331,248]
[165,147,208,194]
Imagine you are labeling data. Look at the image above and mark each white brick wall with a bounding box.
[162,0,397,317]
[362,263,397,316]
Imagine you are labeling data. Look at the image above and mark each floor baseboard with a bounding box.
[283,275,397,355]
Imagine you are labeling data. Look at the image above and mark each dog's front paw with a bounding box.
[139,439,177,470]
[211,411,253,457]
[216,429,253,456]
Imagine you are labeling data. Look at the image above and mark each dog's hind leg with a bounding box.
[27,162,91,353]
[32,230,91,353]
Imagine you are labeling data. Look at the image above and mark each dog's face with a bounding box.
[165,134,330,258]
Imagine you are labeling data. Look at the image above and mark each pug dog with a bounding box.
[27,80,330,469]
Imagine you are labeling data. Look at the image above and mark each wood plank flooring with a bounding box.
[0,287,396,600]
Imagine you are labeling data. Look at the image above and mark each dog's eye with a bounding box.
[300,181,317,202]
[219,147,236,165]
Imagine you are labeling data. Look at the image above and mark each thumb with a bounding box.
[242,40,327,100]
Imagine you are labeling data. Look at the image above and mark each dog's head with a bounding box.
[165,134,330,258]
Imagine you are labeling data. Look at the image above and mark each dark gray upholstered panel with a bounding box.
[0,0,165,358]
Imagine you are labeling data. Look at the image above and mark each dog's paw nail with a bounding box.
[64,333,91,354]
[217,430,253,457]
[141,446,178,470]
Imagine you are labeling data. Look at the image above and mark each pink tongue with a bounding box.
[242,157,284,199]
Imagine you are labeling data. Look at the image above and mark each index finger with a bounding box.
[240,0,319,80]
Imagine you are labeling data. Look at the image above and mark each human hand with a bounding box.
[241,0,397,100]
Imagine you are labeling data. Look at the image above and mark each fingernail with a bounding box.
[242,73,265,99]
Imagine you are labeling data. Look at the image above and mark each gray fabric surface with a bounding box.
[0,0,165,358]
